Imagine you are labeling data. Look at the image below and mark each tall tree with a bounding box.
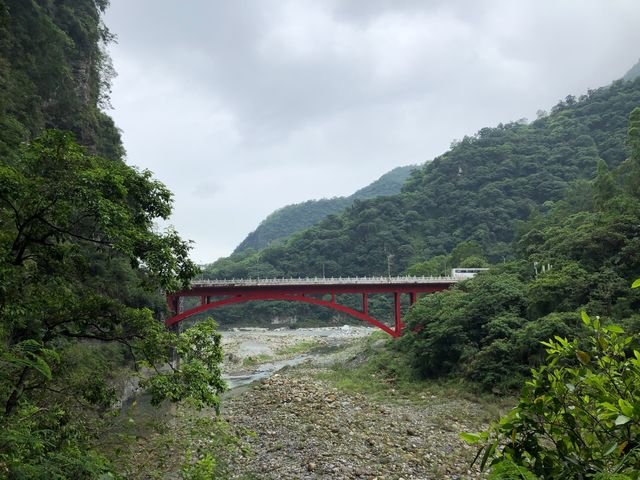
[0,131,223,476]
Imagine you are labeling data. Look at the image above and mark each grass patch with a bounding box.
[241,353,273,367]
[274,339,321,356]
[315,331,414,397]
[316,332,514,418]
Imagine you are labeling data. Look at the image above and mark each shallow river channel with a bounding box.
[220,325,374,389]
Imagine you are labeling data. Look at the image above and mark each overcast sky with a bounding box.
[104,0,640,264]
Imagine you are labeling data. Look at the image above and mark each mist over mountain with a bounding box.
[623,58,640,82]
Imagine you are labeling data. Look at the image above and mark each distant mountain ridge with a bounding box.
[623,59,640,82]
[205,73,640,280]
[233,165,415,253]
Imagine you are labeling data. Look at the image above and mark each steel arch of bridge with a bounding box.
[166,277,456,337]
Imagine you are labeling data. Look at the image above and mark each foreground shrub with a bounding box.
[464,311,640,478]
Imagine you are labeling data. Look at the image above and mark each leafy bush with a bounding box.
[402,271,530,387]
[464,311,640,478]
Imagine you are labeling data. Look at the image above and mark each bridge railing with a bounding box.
[189,275,457,287]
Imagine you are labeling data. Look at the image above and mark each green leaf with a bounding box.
[460,432,483,444]
[605,325,624,334]
[615,414,631,426]
[599,402,619,412]
[632,278,640,289]
[31,355,52,380]
[581,310,591,326]
[576,350,591,365]
[4,353,53,380]
[480,441,497,471]
[602,441,618,456]
[554,336,570,348]
[618,399,634,417]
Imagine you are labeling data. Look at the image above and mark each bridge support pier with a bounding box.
[362,293,368,315]
[394,292,402,335]
[168,295,180,315]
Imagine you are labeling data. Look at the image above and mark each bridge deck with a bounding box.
[191,276,458,288]
[169,276,459,336]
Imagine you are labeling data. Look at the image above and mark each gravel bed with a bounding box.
[223,366,491,479]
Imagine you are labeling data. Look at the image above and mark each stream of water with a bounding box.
[220,325,374,389]
[223,354,312,388]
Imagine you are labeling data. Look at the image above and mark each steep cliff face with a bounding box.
[0,3,211,476]
[0,0,123,160]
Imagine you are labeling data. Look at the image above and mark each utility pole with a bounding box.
[387,253,394,279]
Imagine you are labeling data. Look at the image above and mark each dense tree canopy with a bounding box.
[0,2,226,476]
[0,131,224,476]
[0,0,123,161]
[466,316,640,479]
[401,108,640,392]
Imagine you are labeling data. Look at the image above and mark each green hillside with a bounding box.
[234,165,415,253]
[5,1,639,477]
[0,0,123,160]
[204,77,640,279]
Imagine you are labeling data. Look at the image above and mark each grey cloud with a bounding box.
[192,181,221,199]
[104,0,640,262]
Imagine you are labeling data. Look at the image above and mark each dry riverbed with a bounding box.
[224,369,493,479]
[220,325,374,387]
[112,327,506,479]
[221,325,373,368]
[217,327,503,479]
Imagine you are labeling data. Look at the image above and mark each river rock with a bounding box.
[220,344,493,479]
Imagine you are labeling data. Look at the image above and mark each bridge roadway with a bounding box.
[167,276,458,337]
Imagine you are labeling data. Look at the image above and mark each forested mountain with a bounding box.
[0,2,216,476]
[350,164,416,198]
[5,0,639,476]
[400,107,640,393]
[234,165,415,253]
[399,133,640,476]
[204,76,640,280]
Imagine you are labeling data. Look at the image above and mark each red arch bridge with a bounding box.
[166,276,458,337]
